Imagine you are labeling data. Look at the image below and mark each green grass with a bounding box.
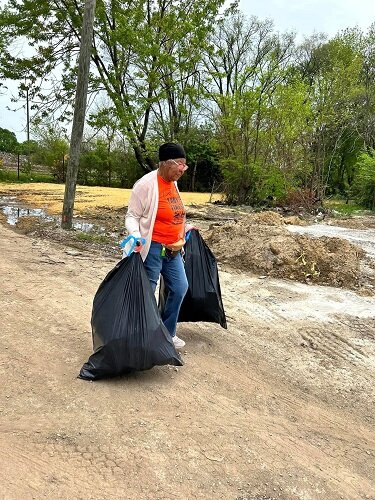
[75,232,112,244]
[0,169,55,183]
[325,198,367,215]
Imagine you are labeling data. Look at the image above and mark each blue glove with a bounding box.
[120,235,146,256]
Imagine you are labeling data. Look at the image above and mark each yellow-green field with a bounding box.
[0,182,222,215]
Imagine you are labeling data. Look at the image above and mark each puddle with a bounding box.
[69,220,96,232]
[2,206,53,225]
[287,223,375,259]
[0,196,103,233]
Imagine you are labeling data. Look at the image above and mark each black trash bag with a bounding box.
[160,229,227,329]
[79,252,183,381]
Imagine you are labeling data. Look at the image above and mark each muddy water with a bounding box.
[287,223,375,259]
[0,195,101,233]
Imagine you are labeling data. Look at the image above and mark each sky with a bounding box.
[0,0,374,142]
[239,0,374,38]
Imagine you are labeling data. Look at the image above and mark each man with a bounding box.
[125,143,191,349]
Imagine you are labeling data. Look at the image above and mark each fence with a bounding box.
[0,152,52,180]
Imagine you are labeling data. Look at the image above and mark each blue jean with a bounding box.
[143,241,188,338]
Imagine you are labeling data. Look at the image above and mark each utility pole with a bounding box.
[26,86,30,143]
[61,0,96,229]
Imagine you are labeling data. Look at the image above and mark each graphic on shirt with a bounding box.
[167,194,185,225]
[152,176,186,244]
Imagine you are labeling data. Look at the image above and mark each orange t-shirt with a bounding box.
[152,174,186,245]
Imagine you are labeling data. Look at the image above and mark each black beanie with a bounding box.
[158,142,186,161]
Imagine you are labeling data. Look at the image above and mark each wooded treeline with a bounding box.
[0,1,375,208]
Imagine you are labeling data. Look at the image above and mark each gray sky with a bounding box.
[1,0,374,142]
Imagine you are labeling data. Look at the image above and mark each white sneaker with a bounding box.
[172,336,186,349]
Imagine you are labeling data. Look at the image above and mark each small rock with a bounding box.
[65,250,82,256]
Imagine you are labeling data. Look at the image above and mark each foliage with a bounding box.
[177,125,222,192]
[295,252,320,281]
[0,3,375,204]
[31,124,69,181]
[0,169,54,183]
[325,199,365,215]
[279,188,320,212]
[17,140,39,155]
[0,127,18,152]
[350,150,375,209]
[75,231,110,244]
[297,32,366,200]
[0,0,227,171]
[21,159,33,176]
[79,139,112,186]
[78,138,144,188]
[213,73,311,203]
[219,159,259,205]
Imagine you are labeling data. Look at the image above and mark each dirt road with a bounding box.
[0,221,374,499]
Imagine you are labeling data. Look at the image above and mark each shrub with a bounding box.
[351,151,375,209]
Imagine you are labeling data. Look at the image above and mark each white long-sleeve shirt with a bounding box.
[125,170,187,260]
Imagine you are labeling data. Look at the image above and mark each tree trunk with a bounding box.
[61,0,96,229]
[133,142,155,173]
[191,159,198,192]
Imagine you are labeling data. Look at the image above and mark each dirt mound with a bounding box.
[241,211,286,226]
[328,214,375,229]
[283,215,308,226]
[206,212,364,288]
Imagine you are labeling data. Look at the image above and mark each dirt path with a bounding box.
[0,222,374,500]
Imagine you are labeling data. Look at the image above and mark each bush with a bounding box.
[351,151,375,210]
[0,169,54,183]
[279,188,319,212]
[0,128,18,153]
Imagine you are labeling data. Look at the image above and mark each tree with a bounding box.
[78,138,111,185]
[32,123,69,181]
[62,0,97,229]
[17,140,38,155]
[296,33,364,200]
[0,127,18,152]
[353,24,375,151]
[203,12,298,204]
[0,0,227,172]
[177,125,222,192]
[351,150,375,209]
[265,77,313,197]
[87,105,120,186]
